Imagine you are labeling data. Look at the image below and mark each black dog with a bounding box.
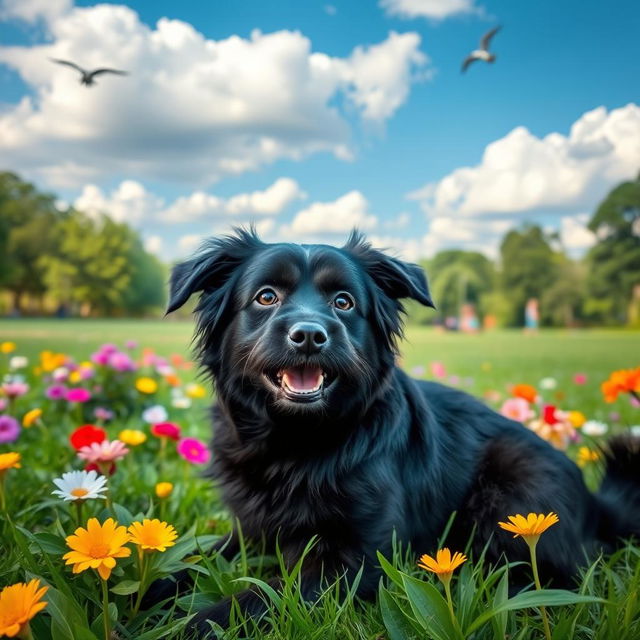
[166,229,640,635]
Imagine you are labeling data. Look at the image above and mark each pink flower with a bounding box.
[0,399,7,412]
[1,381,29,399]
[66,388,91,403]
[431,361,446,378]
[94,407,114,422]
[77,439,129,464]
[0,415,21,443]
[107,351,137,372]
[177,437,211,465]
[125,340,138,350]
[573,373,588,385]
[499,397,534,423]
[46,384,67,400]
[151,422,181,440]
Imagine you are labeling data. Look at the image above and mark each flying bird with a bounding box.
[50,58,128,86]
[461,26,501,73]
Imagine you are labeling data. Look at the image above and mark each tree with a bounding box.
[499,225,559,326]
[586,174,640,325]
[0,172,58,312]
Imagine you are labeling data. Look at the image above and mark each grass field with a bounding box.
[1,319,639,639]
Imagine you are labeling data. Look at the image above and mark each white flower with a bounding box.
[539,377,557,390]
[630,426,640,437]
[582,420,609,436]
[52,470,108,502]
[156,364,175,376]
[9,356,28,370]
[142,404,168,424]
[171,395,191,409]
[52,367,69,381]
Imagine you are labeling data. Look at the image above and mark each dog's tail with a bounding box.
[596,434,640,543]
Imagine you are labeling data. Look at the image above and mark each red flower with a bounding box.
[85,461,116,475]
[543,405,558,425]
[70,424,106,450]
[151,422,181,440]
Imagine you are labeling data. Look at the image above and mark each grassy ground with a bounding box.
[0,320,639,639]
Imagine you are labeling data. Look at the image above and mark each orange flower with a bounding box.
[498,512,559,543]
[577,447,600,468]
[512,384,537,404]
[418,548,467,579]
[601,367,640,403]
[63,518,131,580]
[0,452,21,473]
[0,579,48,637]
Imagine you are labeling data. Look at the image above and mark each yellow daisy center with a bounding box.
[71,488,89,498]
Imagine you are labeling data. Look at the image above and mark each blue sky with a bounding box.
[0,0,639,259]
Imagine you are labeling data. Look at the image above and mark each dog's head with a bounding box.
[168,229,434,423]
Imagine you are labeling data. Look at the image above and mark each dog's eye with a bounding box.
[256,289,278,306]
[333,293,354,311]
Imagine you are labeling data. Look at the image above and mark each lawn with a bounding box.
[0,319,639,639]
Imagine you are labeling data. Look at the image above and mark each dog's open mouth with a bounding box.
[267,365,327,403]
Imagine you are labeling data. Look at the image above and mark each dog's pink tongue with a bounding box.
[282,366,323,392]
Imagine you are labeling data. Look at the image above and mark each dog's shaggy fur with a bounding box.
[165,229,640,635]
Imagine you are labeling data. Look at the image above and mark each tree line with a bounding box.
[0,172,166,316]
[1,170,638,325]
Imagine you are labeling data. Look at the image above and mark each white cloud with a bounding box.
[74,180,163,224]
[178,234,203,253]
[144,234,163,255]
[0,0,71,24]
[224,178,306,216]
[0,3,429,187]
[560,214,595,253]
[409,104,640,220]
[380,0,481,20]
[283,191,378,236]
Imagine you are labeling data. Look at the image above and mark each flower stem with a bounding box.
[0,473,6,512]
[528,539,552,640]
[101,577,111,640]
[441,575,462,635]
[18,623,34,640]
[131,548,148,617]
[74,500,84,527]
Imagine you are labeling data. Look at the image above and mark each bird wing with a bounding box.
[88,68,129,79]
[480,25,501,50]
[50,58,86,74]
[461,55,478,72]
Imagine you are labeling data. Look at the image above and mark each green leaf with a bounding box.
[110,579,140,595]
[377,550,405,589]
[401,575,464,640]
[234,576,282,609]
[379,584,420,640]
[490,566,509,639]
[28,532,68,555]
[467,589,607,634]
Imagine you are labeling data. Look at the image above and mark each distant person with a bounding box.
[524,298,539,333]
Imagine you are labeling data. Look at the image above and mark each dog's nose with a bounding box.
[288,322,328,354]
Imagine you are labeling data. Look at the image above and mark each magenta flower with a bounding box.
[573,373,588,385]
[125,340,138,350]
[177,437,211,465]
[499,397,534,423]
[151,422,181,440]
[1,381,29,399]
[0,415,21,444]
[77,439,129,464]
[66,388,92,403]
[45,384,67,400]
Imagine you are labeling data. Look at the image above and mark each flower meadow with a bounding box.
[1,334,640,639]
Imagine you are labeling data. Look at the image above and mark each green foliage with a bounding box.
[0,172,165,316]
[586,175,640,325]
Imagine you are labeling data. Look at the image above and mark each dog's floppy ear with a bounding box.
[343,231,435,308]
[167,228,263,314]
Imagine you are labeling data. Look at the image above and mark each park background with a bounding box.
[1,1,640,639]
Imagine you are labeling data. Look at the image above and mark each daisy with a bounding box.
[52,470,108,502]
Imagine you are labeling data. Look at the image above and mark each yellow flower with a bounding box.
[185,383,206,399]
[0,342,16,354]
[0,579,48,638]
[155,482,173,498]
[417,548,467,578]
[40,350,66,372]
[68,370,82,384]
[118,429,147,446]
[0,452,21,473]
[135,377,158,394]
[22,408,42,428]
[63,518,131,580]
[568,411,586,428]
[498,512,559,542]
[577,446,600,468]
[128,519,178,552]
